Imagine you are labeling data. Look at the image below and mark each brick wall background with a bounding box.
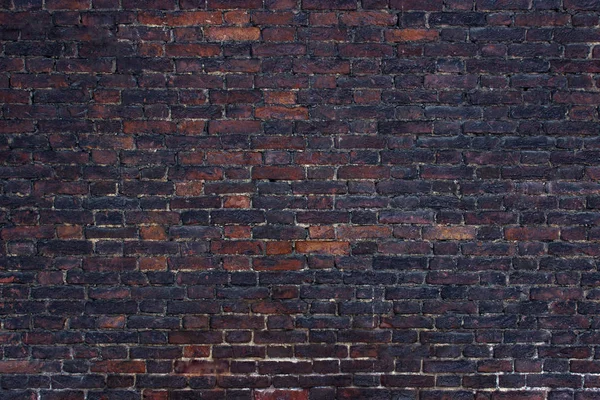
[1,0,600,399]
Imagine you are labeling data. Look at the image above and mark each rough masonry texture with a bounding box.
[1,0,600,399]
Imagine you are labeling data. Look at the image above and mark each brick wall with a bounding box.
[1,0,600,399]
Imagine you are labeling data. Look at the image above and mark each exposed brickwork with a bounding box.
[0,0,599,398]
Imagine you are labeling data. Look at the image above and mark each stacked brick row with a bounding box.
[1,0,600,398]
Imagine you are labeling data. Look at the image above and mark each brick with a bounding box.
[264,91,296,104]
[0,361,45,373]
[206,151,261,166]
[530,288,583,301]
[505,227,560,241]
[253,43,306,56]
[123,121,176,134]
[208,0,262,8]
[339,43,394,57]
[515,13,571,26]
[45,0,89,9]
[166,44,221,57]
[209,121,262,134]
[255,106,309,120]
[477,0,530,9]
[211,240,264,255]
[174,360,228,374]
[293,59,351,74]
[385,29,439,42]
[295,241,350,255]
[302,0,356,9]
[338,166,389,179]
[337,225,391,239]
[205,27,261,41]
[254,390,308,400]
[492,393,545,400]
[252,166,305,180]
[90,361,146,373]
[253,257,304,271]
[423,226,477,240]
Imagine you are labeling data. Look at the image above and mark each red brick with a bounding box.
[385,29,439,42]
[91,360,146,373]
[337,166,390,179]
[208,0,262,9]
[224,195,251,209]
[2,225,55,240]
[46,0,90,9]
[57,225,83,239]
[252,43,306,56]
[0,361,44,373]
[340,11,397,26]
[138,11,222,25]
[253,257,304,271]
[255,106,309,120]
[166,44,221,57]
[295,241,350,255]
[205,27,261,41]
[211,240,264,255]
[183,345,211,358]
[174,360,229,374]
[530,287,583,301]
[208,120,262,134]
[224,10,250,24]
[140,226,167,240]
[423,226,477,240]
[252,166,305,180]
[123,121,176,134]
[266,241,293,255]
[0,120,35,133]
[336,225,391,239]
[491,392,546,400]
[263,91,296,104]
[504,226,560,241]
[254,390,309,400]
[390,0,443,10]
[308,226,335,240]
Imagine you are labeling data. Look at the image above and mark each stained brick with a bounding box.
[205,27,261,41]
[423,226,477,240]
[385,29,439,42]
[255,390,308,400]
[295,241,350,255]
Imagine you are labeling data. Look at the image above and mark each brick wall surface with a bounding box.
[1,0,600,399]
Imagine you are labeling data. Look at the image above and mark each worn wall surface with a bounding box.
[1,0,600,399]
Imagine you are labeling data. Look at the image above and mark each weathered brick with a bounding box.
[252,166,305,180]
[385,29,439,42]
[302,0,356,9]
[337,225,391,239]
[423,226,477,240]
[295,241,350,255]
[505,227,560,241]
[255,390,308,400]
[255,106,309,120]
[207,0,262,9]
[0,1,596,396]
[390,0,442,10]
[166,44,221,57]
[205,27,261,41]
[340,11,397,26]
[0,361,45,374]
